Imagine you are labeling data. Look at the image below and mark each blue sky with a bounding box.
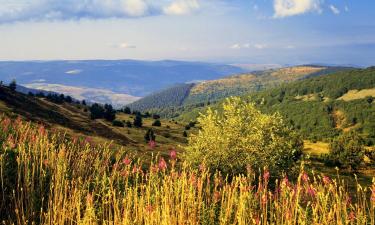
[0,0,374,66]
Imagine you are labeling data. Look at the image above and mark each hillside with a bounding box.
[178,67,375,143]
[128,65,353,114]
[0,60,245,106]
[0,84,193,155]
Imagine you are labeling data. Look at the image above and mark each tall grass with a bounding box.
[1,115,374,224]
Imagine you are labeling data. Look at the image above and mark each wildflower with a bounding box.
[158,157,167,170]
[307,186,316,198]
[261,194,267,205]
[323,175,331,185]
[86,193,93,204]
[149,140,156,149]
[43,159,49,166]
[263,170,270,181]
[146,204,153,213]
[122,157,131,166]
[348,211,356,222]
[213,191,221,203]
[38,125,46,136]
[282,176,290,187]
[169,149,177,160]
[301,172,309,183]
[371,186,375,202]
[199,163,206,172]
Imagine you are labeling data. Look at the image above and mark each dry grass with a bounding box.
[338,88,375,101]
[1,115,374,224]
[304,140,330,155]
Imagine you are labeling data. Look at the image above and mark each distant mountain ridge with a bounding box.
[128,65,354,114]
[0,59,246,107]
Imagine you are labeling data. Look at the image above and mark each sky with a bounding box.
[0,0,374,66]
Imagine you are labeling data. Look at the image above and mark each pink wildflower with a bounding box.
[263,170,270,181]
[301,172,309,183]
[323,175,331,185]
[149,140,156,149]
[122,157,131,166]
[169,149,177,160]
[348,211,356,222]
[158,157,167,170]
[371,186,375,202]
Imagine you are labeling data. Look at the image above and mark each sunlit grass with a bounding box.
[1,115,374,224]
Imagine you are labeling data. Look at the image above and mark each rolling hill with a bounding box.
[177,67,375,144]
[0,60,245,107]
[128,65,353,114]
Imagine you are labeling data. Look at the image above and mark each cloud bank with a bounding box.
[0,0,200,23]
[273,0,321,18]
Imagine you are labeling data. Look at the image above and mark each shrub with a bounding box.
[112,120,124,127]
[133,114,143,127]
[125,121,133,128]
[152,120,161,127]
[328,132,365,170]
[185,97,303,175]
[9,79,16,91]
[183,131,188,137]
[144,129,156,142]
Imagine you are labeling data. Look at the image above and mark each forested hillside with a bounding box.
[128,65,353,113]
[127,83,194,112]
[178,67,375,143]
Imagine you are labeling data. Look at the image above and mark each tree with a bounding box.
[123,106,131,114]
[125,121,133,128]
[90,103,105,120]
[82,100,87,105]
[152,120,161,127]
[185,97,303,175]
[133,114,143,127]
[328,132,365,170]
[104,104,116,122]
[65,95,73,103]
[9,80,17,92]
[112,120,124,127]
[144,129,156,142]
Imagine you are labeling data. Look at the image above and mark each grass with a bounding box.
[338,88,375,101]
[1,115,374,224]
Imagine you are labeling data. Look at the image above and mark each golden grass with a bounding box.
[0,115,374,224]
[270,66,326,81]
[304,140,330,155]
[338,88,375,101]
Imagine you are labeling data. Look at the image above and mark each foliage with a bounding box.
[8,79,17,91]
[327,132,365,170]
[0,115,374,224]
[89,103,105,120]
[112,120,124,127]
[185,97,303,175]
[144,128,156,142]
[133,114,143,127]
[152,119,161,127]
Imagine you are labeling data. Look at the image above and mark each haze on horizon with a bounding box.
[0,0,374,66]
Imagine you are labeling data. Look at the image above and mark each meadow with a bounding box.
[1,115,374,224]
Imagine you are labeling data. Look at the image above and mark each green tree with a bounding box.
[328,131,365,170]
[9,79,17,92]
[152,120,161,127]
[185,97,303,175]
[144,129,156,142]
[90,103,105,120]
[133,114,143,127]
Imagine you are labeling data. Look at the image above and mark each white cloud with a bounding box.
[66,69,82,75]
[273,0,321,18]
[254,44,267,49]
[118,43,136,49]
[230,44,241,49]
[329,5,340,15]
[163,0,200,15]
[230,43,267,50]
[0,0,201,23]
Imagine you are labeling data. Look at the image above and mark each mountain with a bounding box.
[178,67,375,144]
[128,65,353,114]
[0,60,246,107]
[0,84,132,145]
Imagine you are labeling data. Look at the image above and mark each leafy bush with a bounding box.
[185,97,303,175]
[327,132,365,170]
[144,129,156,142]
[152,120,161,127]
[133,114,143,127]
[112,120,124,127]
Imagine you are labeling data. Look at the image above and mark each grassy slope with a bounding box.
[0,85,192,157]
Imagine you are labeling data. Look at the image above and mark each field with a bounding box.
[1,115,374,224]
[338,88,375,101]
